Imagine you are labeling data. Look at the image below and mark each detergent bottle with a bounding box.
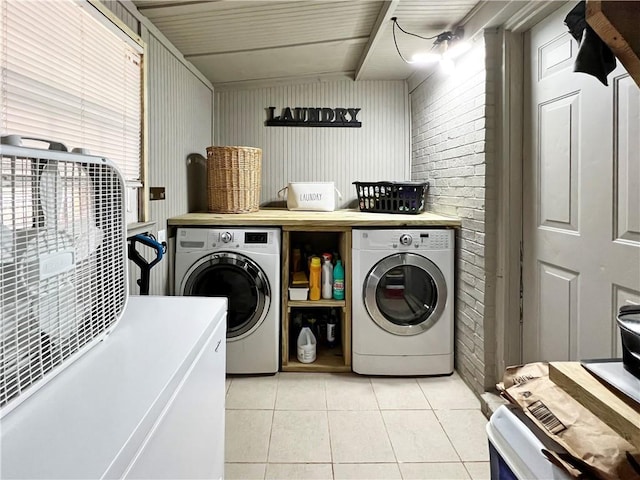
[326,309,338,348]
[309,256,322,301]
[333,259,345,300]
[321,253,333,299]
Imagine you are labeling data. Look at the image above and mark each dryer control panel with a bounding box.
[352,229,453,251]
[176,228,280,254]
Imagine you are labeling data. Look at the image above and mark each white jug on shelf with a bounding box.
[296,327,317,363]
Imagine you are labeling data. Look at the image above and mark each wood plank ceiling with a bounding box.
[132,0,480,87]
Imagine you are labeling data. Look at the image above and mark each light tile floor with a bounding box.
[225,372,490,480]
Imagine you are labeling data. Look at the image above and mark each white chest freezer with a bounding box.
[486,405,572,480]
[1,295,227,480]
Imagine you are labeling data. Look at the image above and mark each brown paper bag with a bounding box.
[498,362,549,390]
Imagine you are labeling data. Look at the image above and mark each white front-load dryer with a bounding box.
[174,227,280,374]
[352,228,454,375]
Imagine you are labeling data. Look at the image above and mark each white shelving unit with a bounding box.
[281,227,352,372]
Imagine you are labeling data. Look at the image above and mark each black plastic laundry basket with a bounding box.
[353,181,429,214]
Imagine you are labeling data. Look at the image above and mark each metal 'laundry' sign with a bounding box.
[266,106,361,127]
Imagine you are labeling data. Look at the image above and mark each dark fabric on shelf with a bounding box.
[564,1,617,86]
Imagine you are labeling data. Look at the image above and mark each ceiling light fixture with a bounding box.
[391,17,470,72]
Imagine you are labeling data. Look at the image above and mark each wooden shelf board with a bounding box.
[549,362,640,447]
[283,347,350,372]
[587,0,640,88]
[288,300,346,308]
[283,363,351,373]
[168,208,462,228]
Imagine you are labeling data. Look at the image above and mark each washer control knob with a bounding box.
[220,232,233,243]
[399,234,413,246]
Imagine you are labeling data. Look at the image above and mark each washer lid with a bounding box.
[363,253,447,336]
[181,252,270,340]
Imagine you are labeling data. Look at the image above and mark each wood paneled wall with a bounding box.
[104,1,214,295]
[215,81,410,208]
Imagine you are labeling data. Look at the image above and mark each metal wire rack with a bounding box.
[0,140,127,411]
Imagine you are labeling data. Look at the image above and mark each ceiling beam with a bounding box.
[134,0,221,10]
[354,0,399,81]
[186,36,369,59]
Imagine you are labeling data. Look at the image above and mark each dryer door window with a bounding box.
[364,253,447,336]
[182,252,271,340]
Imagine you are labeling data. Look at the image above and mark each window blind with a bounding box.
[0,0,142,185]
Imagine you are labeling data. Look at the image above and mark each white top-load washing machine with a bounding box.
[175,227,280,374]
[352,228,454,376]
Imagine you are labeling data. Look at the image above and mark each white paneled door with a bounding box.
[523,4,640,362]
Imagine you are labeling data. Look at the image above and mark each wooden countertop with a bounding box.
[167,209,462,228]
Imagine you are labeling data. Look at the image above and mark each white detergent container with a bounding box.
[321,253,334,299]
[297,327,317,363]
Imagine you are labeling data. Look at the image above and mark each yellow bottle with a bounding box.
[309,257,322,301]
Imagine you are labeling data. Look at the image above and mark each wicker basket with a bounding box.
[206,146,262,213]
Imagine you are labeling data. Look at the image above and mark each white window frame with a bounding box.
[0,0,148,226]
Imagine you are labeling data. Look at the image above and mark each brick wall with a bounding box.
[411,31,499,395]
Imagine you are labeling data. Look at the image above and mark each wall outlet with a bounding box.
[157,229,166,244]
[149,187,166,200]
